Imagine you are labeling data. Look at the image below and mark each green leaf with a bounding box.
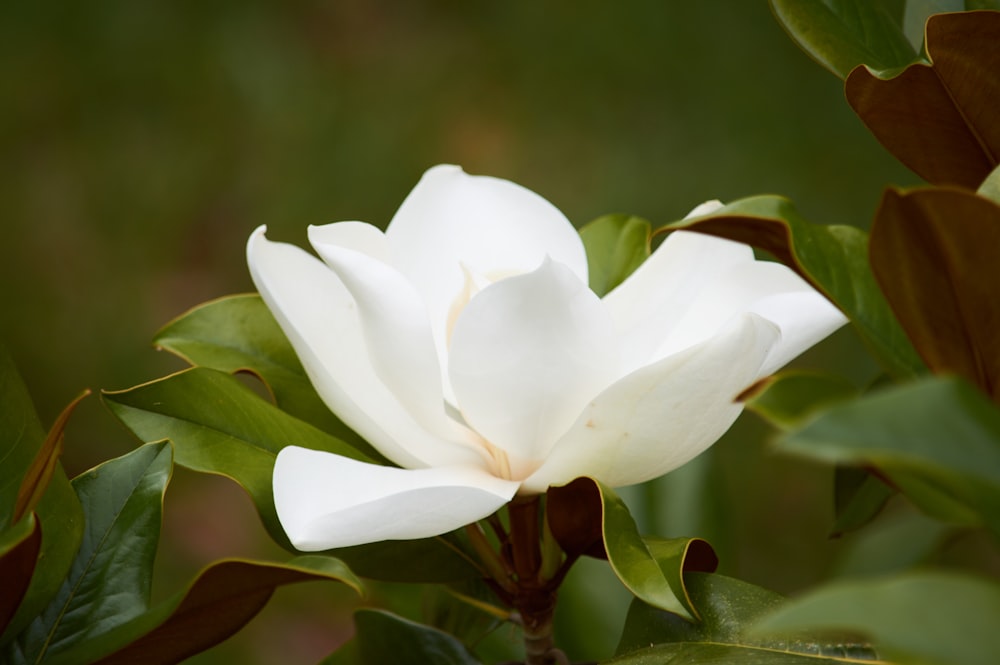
[742,371,859,430]
[769,0,917,78]
[547,478,717,621]
[830,467,895,536]
[104,368,477,582]
[902,1,1000,51]
[752,571,1000,665]
[656,195,925,379]
[330,537,482,584]
[1,467,84,648]
[579,214,651,297]
[614,573,876,663]
[0,345,48,531]
[845,11,1000,188]
[832,510,950,577]
[58,556,361,665]
[352,609,482,665]
[104,367,374,551]
[776,376,1000,535]
[870,187,1000,403]
[154,294,377,456]
[3,442,172,665]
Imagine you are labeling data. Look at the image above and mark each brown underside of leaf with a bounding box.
[845,11,1000,188]
[870,187,1000,402]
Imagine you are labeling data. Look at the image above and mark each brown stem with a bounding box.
[508,496,542,581]
[506,496,564,664]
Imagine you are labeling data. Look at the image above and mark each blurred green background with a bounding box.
[2,1,933,663]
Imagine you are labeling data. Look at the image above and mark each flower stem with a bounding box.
[506,496,562,664]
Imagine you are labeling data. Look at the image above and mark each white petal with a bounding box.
[448,259,620,478]
[274,447,519,550]
[749,290,846,376]
[308,222,458,441]
[651,260,845,365]
[604,230,754,374]
[521,313,780,492]
[247,227,484,470]
[385,165,588,372]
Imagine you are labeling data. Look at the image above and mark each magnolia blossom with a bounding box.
[248,165,846,550]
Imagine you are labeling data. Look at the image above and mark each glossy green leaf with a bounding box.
[742,371,859,430]
[776,376,1000,535]
[770,0,917,78]
[870,187,1000,403]
[2,442,172,665]
[846,11,1000,188]
[57,556,361,665]
[104,368,477,582]
[752,571,1000,665]
[154,294,375,455]
[104,367,373,551]
[656,195,925,379]
[548,478,717,621]
[353,609,482,665]
[614,573,876,663]
[579,214,651,297]
[0,345,47,531]
[0,516,40,636]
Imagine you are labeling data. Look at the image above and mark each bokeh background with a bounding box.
[2,1,933,663]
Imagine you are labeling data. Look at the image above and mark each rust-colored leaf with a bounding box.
[13,390,90,523]
[547,477,606,560]
[0,516,42,636]
[92,556,361,665]
[845,11,1000,188]
[870,187,1000,402]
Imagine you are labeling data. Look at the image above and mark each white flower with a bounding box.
[247,165,846,550]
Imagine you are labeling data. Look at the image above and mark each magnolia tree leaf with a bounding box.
[0,354,83,648]
[579,214,652,297]
[0,468,83,649]
[104,368,479,582]
[154,294,375,455]
[741,372,894,534]
[547,478,717,621]
[104,367,373,550]
[846,11,1000,188]
[751,571,1000,665]
[656,195,925,379]
[870,187,1000,403]
[832,510,950,578]
[13,390,88,524]
[55,556,361,665]
[830,467,895,536]
[327,609,482,665]
[775,376,1000,535]
[902,1,1000,50]
[0,517,40,637]
[613,573,877,663]
[0,345,48,531]
[741,371,859,431]
[2,442,171,665]
[769,0,917,78]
